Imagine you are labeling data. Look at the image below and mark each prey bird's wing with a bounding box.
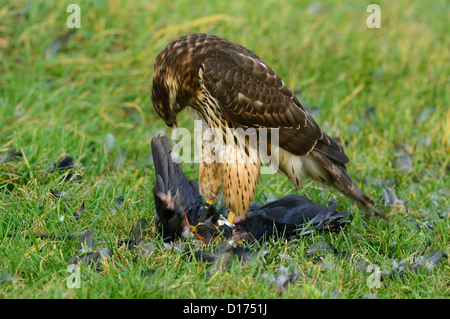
[151,136,171,194]
[151,135,202,226]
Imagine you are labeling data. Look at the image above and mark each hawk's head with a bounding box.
[152,35,205,128]
[151,64,181,128]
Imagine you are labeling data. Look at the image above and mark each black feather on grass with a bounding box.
[50,156,78,181]
[0,150,23,165]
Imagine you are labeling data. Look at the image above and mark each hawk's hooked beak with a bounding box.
[164,120,177,129]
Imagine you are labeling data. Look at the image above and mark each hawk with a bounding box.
[151,33,388,224]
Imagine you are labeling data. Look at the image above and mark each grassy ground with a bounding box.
[0,0,449,299]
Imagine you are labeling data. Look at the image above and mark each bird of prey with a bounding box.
[151,33,388,224]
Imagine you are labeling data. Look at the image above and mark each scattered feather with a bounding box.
[381,185,405,210]
[110,196,125,215]
[78,231,95,253]
[308,2,323,15]
[417,136,431,147]
[133,242,156,258]
[50,156,76,181]
[49,189,67,198]
[66,231,112,269]
[45,29,76,59]
[104,133,115,152]
[98,247,112,259]
[259,265,299,293]
[394,153,413,175]
[130,219,148,237]
[73,201,85,220]
[114,151,127,168]
[52,156,74,171]
[364,105,377,122]
[348,122,360,134]
[211,251,234,272]
[359,248,448,280]
[116,219,156,258]
[306,241,338,258]
[0,272,14,284]
[394,145,413,175]
[188,240,268,274]
[0,150,22,165]
[416,107,436,125]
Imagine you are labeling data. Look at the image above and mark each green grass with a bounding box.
[0,0,449,299]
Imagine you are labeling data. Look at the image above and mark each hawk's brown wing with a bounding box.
[200,46,347,163]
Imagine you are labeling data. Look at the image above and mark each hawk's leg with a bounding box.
[222,144,261,224]
[198,118,224,206]
[199,149,223,206]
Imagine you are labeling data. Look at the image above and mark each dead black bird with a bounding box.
[151,135,350,243]
[233,195,350,241]
[151,135,202,242]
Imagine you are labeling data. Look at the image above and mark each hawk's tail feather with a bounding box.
[311,150,389,221]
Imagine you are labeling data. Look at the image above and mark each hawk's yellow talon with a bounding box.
[227,211,236,225]
[191,222,204,233]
